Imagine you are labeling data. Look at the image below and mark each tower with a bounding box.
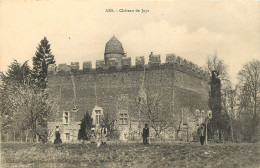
[104,36,125,68]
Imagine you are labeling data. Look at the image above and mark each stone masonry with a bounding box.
[47,36,210,142]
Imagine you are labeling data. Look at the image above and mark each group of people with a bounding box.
[142,123,207,146]
[90,125,107,147]
[54,123,205,145]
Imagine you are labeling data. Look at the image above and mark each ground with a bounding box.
[1,141,260,168]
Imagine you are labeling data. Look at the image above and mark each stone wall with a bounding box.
[47,55,210,141]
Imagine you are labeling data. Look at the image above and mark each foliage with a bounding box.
[32,37,55,89]
[206,54,231,141]
[1,60,32,141]
[237,59,260,141]
[78,112,92,140]
[0,60,31,88]
[1,59,54,142]
[102,110,120,139]
[206,54,229,82]
[206,57,260,142]
[1,84,53,142]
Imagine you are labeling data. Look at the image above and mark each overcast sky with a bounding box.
[0,1,259,84]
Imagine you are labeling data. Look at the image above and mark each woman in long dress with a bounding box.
[101,126,107,145]
[96,128,101,147]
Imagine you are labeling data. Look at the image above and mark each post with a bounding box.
[25,129,28,142]
[205,120,208,145]
[149,120,151,144]
[138,102,141,137]
[14,130,15,142]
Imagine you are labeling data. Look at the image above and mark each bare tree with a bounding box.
[237,60,260,141]
[139,88,175,137]
[102,109,120,139]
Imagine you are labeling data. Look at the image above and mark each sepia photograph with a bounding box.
[0,0,259,167]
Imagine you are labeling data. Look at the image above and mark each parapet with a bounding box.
[149,54,161,65]
[122,57,131,66]
[166,54,176,63]
[57,64,71,72]
[96,60,105,69]
[83,61,92,69]
[107,59,118,68]
[136,56,145,66]
[83,61,92,73]
[71,62,79,70]
[47,54,210,80]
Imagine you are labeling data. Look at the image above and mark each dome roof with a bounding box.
[105,36,124,55]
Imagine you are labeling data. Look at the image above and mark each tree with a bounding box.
[1,60,53,142]
[78,112,92,140]
[1,60,31,88]
[206,53,229,82]
[139,87,175,137]
[206,54,230,141]
[102,110,120,139]
[237,60,260,141]
[1,60,32,141]
[223,85,237,141]
[1,83,53,142]
[32,37,55,89]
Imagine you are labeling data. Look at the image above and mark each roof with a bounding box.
[104,36,125,55]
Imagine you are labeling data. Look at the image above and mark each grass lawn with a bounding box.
[1,141,260,168]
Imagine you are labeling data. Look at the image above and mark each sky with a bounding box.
[0,0,259,84]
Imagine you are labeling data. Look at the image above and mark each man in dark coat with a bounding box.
[142,124,149,144]
[197,124,205,145]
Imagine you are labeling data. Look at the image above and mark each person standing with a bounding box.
[96,128,101,147]
[197,124,205,145]
[90,127,96,144]
[142,124,149,144]
[101,125,107,145]
[54,126,62,144]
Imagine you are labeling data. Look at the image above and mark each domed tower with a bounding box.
[104,36,126,68]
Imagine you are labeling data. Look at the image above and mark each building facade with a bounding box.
[47,36,210,142]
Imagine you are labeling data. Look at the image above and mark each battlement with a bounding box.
[47,54,210,80]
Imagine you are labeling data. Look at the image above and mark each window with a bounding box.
[65,133,70,140]
[95,110,101,124]
[119,113,128,125]
[64,112,69,124]
[63,112,69,124]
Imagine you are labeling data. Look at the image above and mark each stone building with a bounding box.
[47,36,210,142]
